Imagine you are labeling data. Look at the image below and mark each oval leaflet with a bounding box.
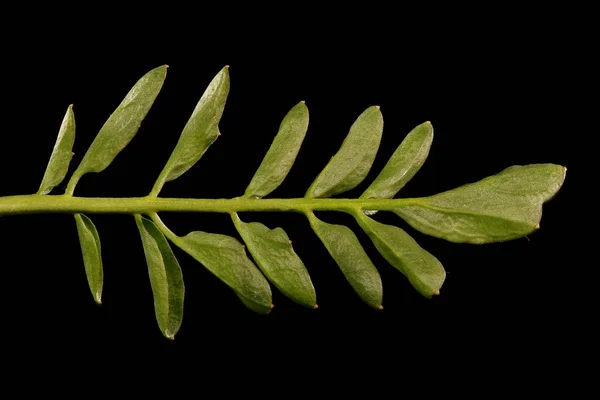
[244,101,309,198]
[306,106,383,198]
[135,215,184,339]
[307,212,383,309]
[67,65,167,193]
[38,105,76,195]
[74,213,103,304]
[232,213,316,308]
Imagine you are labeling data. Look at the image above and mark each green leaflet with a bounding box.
[355,213,445,298]
[67,65,167,192]
[74,213,103,304]
[307,212,382,309]
[38,105,76,195]
[232,213,316,308]
[244,101,309,198]
[306,106,383,198]
[361,121,433,201]
[393,164,566,244]
[135,215,184,340]
[151,66,230,195]
[173,230,272,314]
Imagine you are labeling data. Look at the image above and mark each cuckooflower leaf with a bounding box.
[68,65,167,191]
[232,213,316,308]
[355,213,445,298]
[38,105,76,195]
[135,215,184,339]
[74,213,103,304]
[174,229,272,314]
[307,212,382,309]
[0,64,569,338]
[393,164,566,244]
[361,121,433,201]
[152,66,230,195]
[306,106,383,198]
[244,101,309,198]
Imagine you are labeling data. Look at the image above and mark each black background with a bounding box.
[0,6,579,377]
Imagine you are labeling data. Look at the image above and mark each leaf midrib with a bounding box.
[400,201,541,228]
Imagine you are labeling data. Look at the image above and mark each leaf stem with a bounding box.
[149,174,167,198]
[148,212,179,242]
[64,172,82,196]
[0,195,422,215]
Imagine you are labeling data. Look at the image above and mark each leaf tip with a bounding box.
[270,303,275,309]
[94,288,102,304]
[300,100,305,104]
[313,304,319,309]
[374,105,380,110]
[165,330,176,340]
[377,305,384,310]
[433,290,440,296]
[535,223,540,230]
[154,64,168,74]
[225,65,230,69]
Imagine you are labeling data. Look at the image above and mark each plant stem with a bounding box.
[0,194,422,215]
